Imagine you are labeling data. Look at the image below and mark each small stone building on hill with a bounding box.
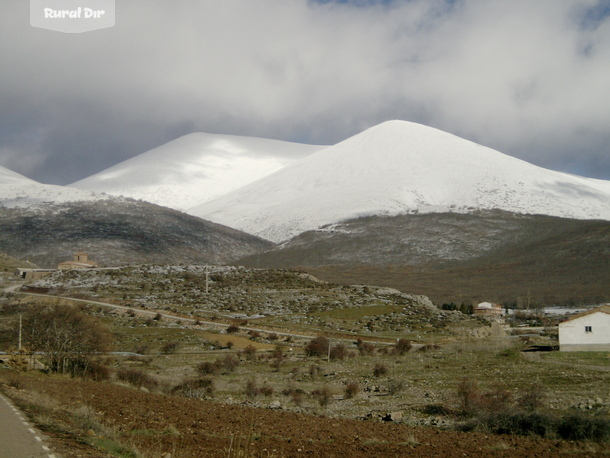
[558,305,610,352]
[58,252,97,270]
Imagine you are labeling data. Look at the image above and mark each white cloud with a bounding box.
[0,0,609,183]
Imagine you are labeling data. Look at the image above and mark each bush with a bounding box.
[242,344,257,360]
[373,363,388,377]
[259,385,274,397]
[196,361,218,376]
[517,385,546,412]
[393,339,412,355]
[456,378,482,416]
[172,377,214,399]
[161,341,180,354]
[305,337,329,358]
[216,355,239,374]
[245,378,260,398]
[344,381,360,399]
[82,359,111,381]
[387,378,405,396]
[312,386,332,407]
[356,338,375,356]
[226,325,239,334]
[117,368,158,390]
[330,344,348,361]
[558,413,610,442]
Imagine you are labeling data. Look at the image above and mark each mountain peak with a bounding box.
[189,121,610,242]
[71,133,326,210]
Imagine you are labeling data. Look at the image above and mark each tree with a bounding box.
[23,303,112,376]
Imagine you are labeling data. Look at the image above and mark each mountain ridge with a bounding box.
[190,120,610,242]
[70,132,326,211]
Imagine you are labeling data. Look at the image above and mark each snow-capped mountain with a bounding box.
[190,121,610,243]
[71,133,326,211]
[0,164,106,209]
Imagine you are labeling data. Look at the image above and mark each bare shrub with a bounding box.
[82,359,111,381]
[259,385,274,397]
[356,338,375,356]
[134,344,150,355]
[226,325,239,334]
[393,339,412,355]
[242,344,257,360]
[291,390,305,406]
[344,381,360,399]
[308,364,321,378]
[283,385,306,406]
[196,361,218,376]
[270,345,285,371]
[244,378,260,398]
[305,336,329,358]
[312,386,332,407]
[456,377,482,416]
[216,355,239,374]
[517,385,547,412]
[172,377,214,399]
[161,341,180,354]
[481,383,513,413]
[417,344,441,353]
[373,363,388,377]
[117,368,158,390]
[330,344,348,361]
[387,378,406,396]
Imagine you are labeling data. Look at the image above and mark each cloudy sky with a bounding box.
[1,0,609,185]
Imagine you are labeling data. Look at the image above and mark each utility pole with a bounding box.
[205,265,209,294]
[18,313,22,352]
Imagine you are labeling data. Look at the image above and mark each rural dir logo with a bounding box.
[30,0,115,33]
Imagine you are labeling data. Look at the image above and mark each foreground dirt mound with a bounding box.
[2,374,605,457]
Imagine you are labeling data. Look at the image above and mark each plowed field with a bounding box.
[2,374,606,457]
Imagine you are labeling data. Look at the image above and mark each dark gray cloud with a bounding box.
[1,0,609,185]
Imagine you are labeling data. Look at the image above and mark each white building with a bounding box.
[558,305,610,352]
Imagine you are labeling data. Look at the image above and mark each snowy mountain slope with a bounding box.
[70,133,326,211]
[190,121,610,242]
[0,164,107,209]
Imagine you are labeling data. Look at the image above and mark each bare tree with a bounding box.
[23,303,112,375]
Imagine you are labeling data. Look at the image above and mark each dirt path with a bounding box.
[0,393,56,457]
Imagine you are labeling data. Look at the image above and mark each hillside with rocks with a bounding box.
[0,199,274,268]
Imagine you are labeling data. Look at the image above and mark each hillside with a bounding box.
[191,121,610,242]
[71,132,325,211]
[237,211,610,306]
[0,199,274,268]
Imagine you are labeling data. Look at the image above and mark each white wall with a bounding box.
[559,311,610,351]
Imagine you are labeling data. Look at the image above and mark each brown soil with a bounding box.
[1,373,606,457]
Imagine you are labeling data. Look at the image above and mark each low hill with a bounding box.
[0,199,274,268]
[237,211,610,306]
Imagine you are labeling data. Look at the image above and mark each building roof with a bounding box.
[560,304,610,324]
[475,302,501,309]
